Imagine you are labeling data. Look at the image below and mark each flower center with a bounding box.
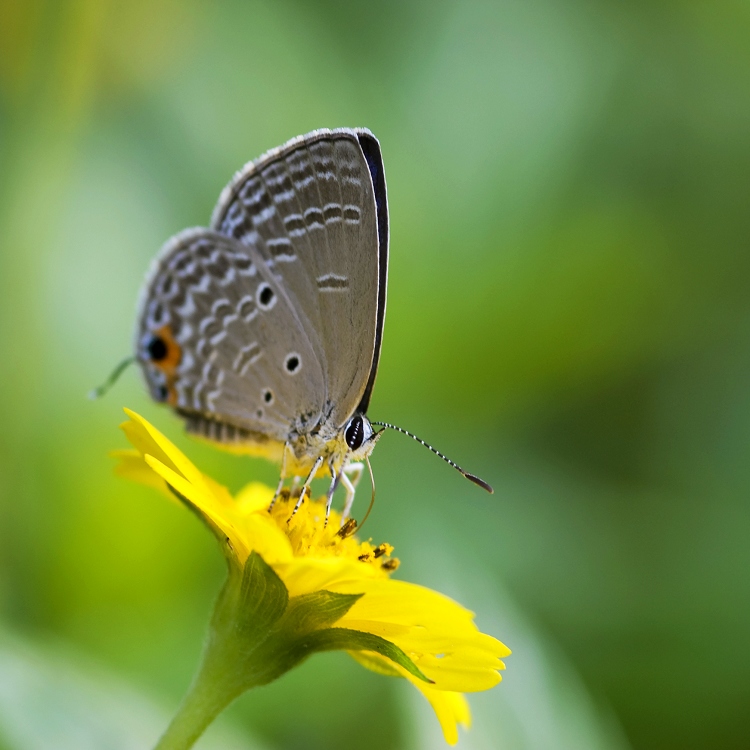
[267,490,400,574]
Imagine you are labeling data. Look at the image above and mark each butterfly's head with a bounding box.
[343,413,382,460]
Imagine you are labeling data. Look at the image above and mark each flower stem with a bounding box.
[151,554,280,750]
[153,658,240,750]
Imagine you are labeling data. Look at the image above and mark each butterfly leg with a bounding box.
[269,442,292,511]
[325,459,343,527]
[340,462,364,523]
[290,455,324,520]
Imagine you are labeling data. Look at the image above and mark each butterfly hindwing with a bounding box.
[135,229,325,449]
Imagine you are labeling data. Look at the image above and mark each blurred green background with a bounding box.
[1,1,749,748]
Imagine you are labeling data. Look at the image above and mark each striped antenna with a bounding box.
[88,355,136,400]
[371,421,493,494]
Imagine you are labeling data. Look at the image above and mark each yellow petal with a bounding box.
[334,579,477,630]
[122,409,208,494]
[111,449,174,499]
[144,454,249,560]
[415,662,502,693]
[342,623,506,691]
[416,683,471,746]
[274,557,380,598]
[240,513,294,566]
[350,651,471,746]
[234,482,275,515]
[334,579,509,691]
[120,417,180,477]
[201,472,237,509]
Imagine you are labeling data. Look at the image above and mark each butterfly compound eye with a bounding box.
[344,415,374,451]
[345,415,365,450]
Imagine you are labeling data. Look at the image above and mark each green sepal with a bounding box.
[211,550,289,645]
[290,628,433,684]
[281,589,364,632]
[349,646,410,678]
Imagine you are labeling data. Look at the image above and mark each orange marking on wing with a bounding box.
[152,325,182,405]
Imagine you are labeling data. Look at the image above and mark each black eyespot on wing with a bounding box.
[258,284,275,308]
[263,389,274,403]
[285,354,300,373]
[147,335,168,361]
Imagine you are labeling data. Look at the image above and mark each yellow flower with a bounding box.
[115,408,510,746]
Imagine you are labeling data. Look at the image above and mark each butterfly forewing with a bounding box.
[135,229,325,447]
[210,129,383,428]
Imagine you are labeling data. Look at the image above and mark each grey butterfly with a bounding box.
[133,128,490,525]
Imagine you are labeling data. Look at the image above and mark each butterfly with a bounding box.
[132,128,491,526]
